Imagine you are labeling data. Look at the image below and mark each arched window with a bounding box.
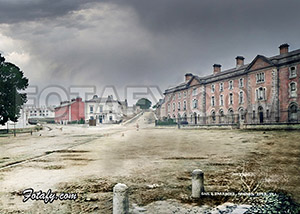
[239,108,245,120]
[228,108,234,123]
[256,87,266,101]
[219,109,224,123]
[288,103,298,122]
[211,110,216,122]
[219,109,224,116]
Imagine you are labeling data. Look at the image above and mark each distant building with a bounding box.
[54,97,85,124]
[85,95,127,124]
[25,106,55,123]
[158,43,300,125]
[153,99,165,119]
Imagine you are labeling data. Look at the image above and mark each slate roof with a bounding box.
[164,48,300,94]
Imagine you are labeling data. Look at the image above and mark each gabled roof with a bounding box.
[164,47,300,94]
[164,75,202,94]
[245,55,275,71]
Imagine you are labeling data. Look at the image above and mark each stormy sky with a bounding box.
[1,0,300,105]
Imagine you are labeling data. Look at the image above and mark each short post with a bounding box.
[113,183,129,214]
[192,169,204,198]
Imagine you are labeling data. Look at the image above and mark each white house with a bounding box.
[85,95,127,124]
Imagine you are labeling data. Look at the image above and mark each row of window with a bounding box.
[30,110,49,113]
[167,66,298,106]
[211,91,244,106]
[30,114,49,117]
[168,100,188,112]
[211,78,244,93]
[89,105,104,113]
[168,82,299,112]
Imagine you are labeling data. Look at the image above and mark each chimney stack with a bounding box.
[235,56,245,68]
[279,43,289,55]
[185,73,193,82]
[213,64,221,75]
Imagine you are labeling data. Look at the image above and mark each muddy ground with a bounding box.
[0,112,299,213]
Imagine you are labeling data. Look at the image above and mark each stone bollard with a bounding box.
[192,169,204,198]
[113,183,129,214]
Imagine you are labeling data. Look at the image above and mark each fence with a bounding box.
[157,110,300,126]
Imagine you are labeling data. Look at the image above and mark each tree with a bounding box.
[0,54,29,125]
[136,98,152,109]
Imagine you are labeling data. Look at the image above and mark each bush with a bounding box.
[156,119,177,126]
[79,118,85,124]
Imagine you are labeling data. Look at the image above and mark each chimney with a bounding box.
[213,64,221,75]
[75,97,82,102]
[185,73,193,82]
[279,43,289,55]
[235,56,244,68]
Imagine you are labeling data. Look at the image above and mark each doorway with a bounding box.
[258,106,264,123]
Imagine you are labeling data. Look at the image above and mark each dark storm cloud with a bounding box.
[1,0,300,105]
[0,0,101,24]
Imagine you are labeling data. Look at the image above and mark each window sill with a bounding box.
[289,76,297,79]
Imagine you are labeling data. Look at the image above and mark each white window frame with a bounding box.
[229,80,233,90]
[193,99,198,109]
[289,66,297,79]
[239,78,244,88]
[211,84,215,93]
[229,93,233,105]
[211,96,215,107]
[167,104,170,112]
[178,92,181,99]
[239,91,244,104]
[219,94,224,106]
[192,88,197,96]
[256,87,267,101]
[289,82,297,98]
[173,103,175,111]
[219,82,224,92]
[89,105,94,113]
[178,102,181,110]
[183,100,186,110]
[183,91,187,98]
[256,72,265,83]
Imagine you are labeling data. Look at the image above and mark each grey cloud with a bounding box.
[0,0,102,24]
[1,0,300,105]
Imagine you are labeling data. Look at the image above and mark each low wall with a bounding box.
[155,123,300,130]
[181,124,238,130]
[241,123,300,130]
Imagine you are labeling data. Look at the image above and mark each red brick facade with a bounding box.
[160,44,300,124]
[55,97,85,123]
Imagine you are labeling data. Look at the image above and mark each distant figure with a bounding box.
[136,123,139,131]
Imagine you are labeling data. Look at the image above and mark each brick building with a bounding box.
[159,43,300,125]
[55,97,85,124]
